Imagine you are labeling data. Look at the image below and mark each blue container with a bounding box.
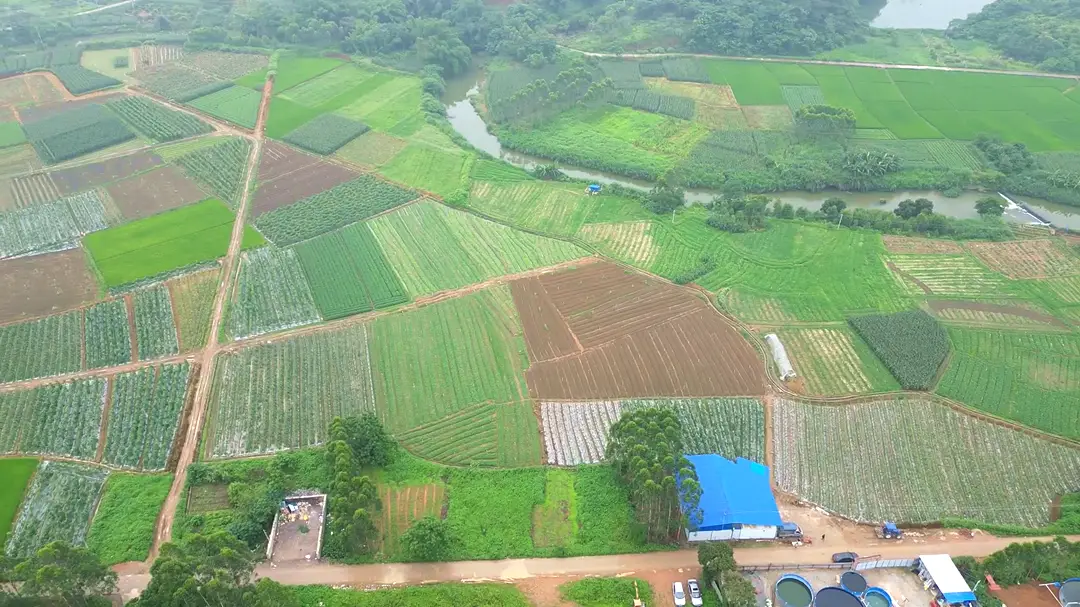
[864,587,892,607]
[814,586,866,607]
[776,574,815,607]
[1060,578,1080,606]
[840,571,868,595]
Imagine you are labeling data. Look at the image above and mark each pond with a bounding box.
[445,82,1080,229]
[869,0,993,29]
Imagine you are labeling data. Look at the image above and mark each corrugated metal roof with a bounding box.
[920,554,976,604]
[681,454,782,529]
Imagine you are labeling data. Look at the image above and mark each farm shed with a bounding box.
[680,454,782,541]
[917,554,977,606]
[765,333,796,380]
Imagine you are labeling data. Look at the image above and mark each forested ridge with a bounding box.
[950,0,1080,73]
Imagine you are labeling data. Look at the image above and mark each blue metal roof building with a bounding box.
[681,455,783,541]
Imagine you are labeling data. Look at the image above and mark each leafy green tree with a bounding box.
[974,135,1035,174]
[820,197,847,221]
[324,418,382,558]
[605,408,699,542]
[894,198,934,219]
[698,542,736,586]
[129,532,256,607]
[646,179,685,214]
[0,542,116,607]
[243,579,300,607]
[718,569,757,607]
[843,149,901,188]
[341,414,396,468]
[976,196,1006,217]
[402,516,454,561]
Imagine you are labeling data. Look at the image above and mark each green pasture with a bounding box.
[86,473,172,565]
[0,458,38,548]
[381,143,469,198]
[237,55,343,91]
[83,199,264,287]
[0,122,26,148]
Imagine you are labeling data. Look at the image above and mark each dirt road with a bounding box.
[559,45,1080,80]
[115,533,1080,601]
[147,76,272,559]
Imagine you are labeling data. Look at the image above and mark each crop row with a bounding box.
[187,85,261,129]
[5,461,108,558]
[175,137,251,207]
[772,397,1080,526]
[398,403,500,466]
[0,190,109,258]
[138,63,229,101]
[0,310,83,384]
[107,96,213,142]
[133,285,180,360]
[102,363,190,470]
[283,113,369,155]
[85,299,132,369]
[207,325,375,458]
[780,85,826,112]
[253,175,417,245]
[0,377,107,460]
[23,104,135,164]
[848,309,948,390]
[229,247,321,339]
[661,58,709,83]
[612,89,695,120]
[540,401,621,465]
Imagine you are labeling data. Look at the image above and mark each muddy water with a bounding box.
[870,0,993,29]
[445,85,1080,228]
[776,578,814,607]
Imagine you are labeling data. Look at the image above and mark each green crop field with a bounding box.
[703,60,785,105]
[336,76,423,132]
[187,85,262,129]
[206,325,375,458]
[51,65,120,95]
[294,221,408,319]
[937,328,1080,439]
[106,96,212,142]
[623,398,766,462]
[168,269,218,352]
[5,461,108,558]
[83,199,265,287]
[265,56,344,92]
[380,144,469,198]
[84,298,131,369]
[0,121,26,148]
[278,64,376,107]
[0,377,107,459]
[253,176,417,246]
[370,287,528,433]
[0,310,82,384]
[368,201,587,296]
[848,309,949,390]
[228,246,321,339]
[397,400,542,467]
[102,364,190,470]
[773,396,1080,526]
[85,473,172,565]
[133,285,179,360]
[283,113,369,155]
[777,327,899,395]
[466,179,595,236]
[886,254,1013,297]
[0,458,38,548]
[22,103,135,164]
[175,137,251,207]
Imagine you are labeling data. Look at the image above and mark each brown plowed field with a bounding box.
[24,74,66,104]
[991,583,1062,607]
[927,299,1069,329]
[527,310,765,399]
[516,262,765,400]
[10,172,61,206]
[51,150,163,194]
[0,248,97,324]
[250,159,357,217]
[0,77,34,106]
[107,165,208,219]
[256,141,321,182]
[966,238,1080,279]
[510,277,580,362]
[883,235,963,254]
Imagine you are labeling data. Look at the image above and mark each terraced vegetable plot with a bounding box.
[370,288,528,433]
[368,201,587,297]
[102,364,190,470]
[84,298,132,369]
[0,190,109,258]
[936,328,1080,439]
[133,285,179,360]
[5,461,108,557]
[0,377,107,459]
[779,327,899,395]
[228,246,321,339]
[886,254,1011,296]
[398,401,541,467]
[187,85,261,129]
[966,239,1080,279]
[206,326,375,458]
[0,310,82,384]
[294,222,408,319]
[773,397,1080,526]
[106,96,212,142]
[253,176,417,246]
[578,222,656,266]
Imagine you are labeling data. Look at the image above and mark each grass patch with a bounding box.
[445,467,545,560]
[271,56,345,92]
[0,458,38,548]
[291,584,533,606]
[702,60,784,105]
[187,85,261,129]
[86,473,172,565]
[380,144,467,198]
[83,198,264,287]
[0,121,27,148]
[533,469,577,549]
[560,578,654,607]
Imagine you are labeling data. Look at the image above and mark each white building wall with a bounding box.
[686,525,778,542]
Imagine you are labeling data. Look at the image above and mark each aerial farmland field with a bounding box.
[5,461,108,557]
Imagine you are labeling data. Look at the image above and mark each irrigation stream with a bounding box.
[445,82,1080,229]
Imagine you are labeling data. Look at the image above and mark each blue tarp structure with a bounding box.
[681,455,782,530]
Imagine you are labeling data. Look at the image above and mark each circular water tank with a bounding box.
[814,586,866,607]
[864,587,892,607]
[840,572,868,595]
[1061,578,1080,606]
[775,574,814,607]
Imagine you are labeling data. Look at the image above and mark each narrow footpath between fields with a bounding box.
[116,533,1080,600]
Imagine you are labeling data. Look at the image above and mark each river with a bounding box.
[869,0,993,29]
[444,81,1080,229]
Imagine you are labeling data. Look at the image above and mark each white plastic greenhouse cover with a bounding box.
[764,333,796,380]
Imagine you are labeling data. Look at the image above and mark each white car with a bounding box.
[687,579,704,607]
[673,581,687,606]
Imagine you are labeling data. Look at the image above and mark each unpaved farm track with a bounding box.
[147,77,272,560]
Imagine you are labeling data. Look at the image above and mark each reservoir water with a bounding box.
[445,83,1080,229]
[870,0,994,29]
